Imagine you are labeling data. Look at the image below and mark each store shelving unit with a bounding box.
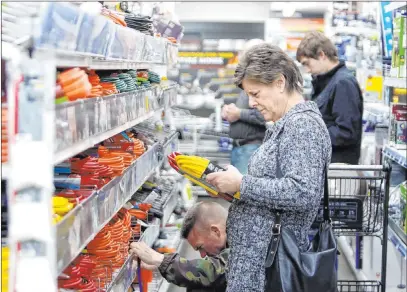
[56,143,158,274]
[41,48,177,70]
[333,26,379,37]
[3,2,181,292]
[383,77,407,89]
[378,3,407,289]
[384,2,407,13]
[383,145,407,168]
[389,217,407,258]
[54,83,177,164]
[94,179,182,292]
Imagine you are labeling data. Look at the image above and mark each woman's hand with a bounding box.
[130,242,164,268]
[206,165,243,194]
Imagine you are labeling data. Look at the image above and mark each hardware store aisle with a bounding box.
[163,197,357,292]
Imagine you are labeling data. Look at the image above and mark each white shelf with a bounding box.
[46,49,166,70]
[384,2,407,13]
[54,84,178,164]
[333,26,379,37]
[54,110,157,164]
[383,145,407,168]
[389,219,407,258]
[1,164,10,180]
[384,77,407,89]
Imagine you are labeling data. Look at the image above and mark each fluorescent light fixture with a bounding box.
[282,5,296,17]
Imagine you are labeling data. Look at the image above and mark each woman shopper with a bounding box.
[206,44,332,292]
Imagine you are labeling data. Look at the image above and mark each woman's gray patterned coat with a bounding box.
[226,101,331,292]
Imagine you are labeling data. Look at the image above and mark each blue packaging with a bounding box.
[36,2,82,51]
[77,12,115,57]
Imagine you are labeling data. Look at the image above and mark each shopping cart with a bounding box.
[319,164,391,292]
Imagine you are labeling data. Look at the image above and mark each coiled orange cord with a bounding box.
[101,9,127,27]
[87,70,103,98]
[99,145,135,168]
[57,68,92,101]
[100,82,119,95]
[98,154,125,177]
[84,208,134,289]
[58,255,97,291]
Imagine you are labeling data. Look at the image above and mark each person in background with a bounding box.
[130,202,228,292]
[222,39,266,174]
[296,31,363,165]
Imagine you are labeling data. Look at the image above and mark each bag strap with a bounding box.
[323,166,330,222]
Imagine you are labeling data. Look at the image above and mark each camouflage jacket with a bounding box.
[158,248,229,292]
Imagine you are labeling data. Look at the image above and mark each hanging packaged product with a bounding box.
[102,132,146,158]
[167,152,240,202]
[391,12,406,78]
[389,103,407,148]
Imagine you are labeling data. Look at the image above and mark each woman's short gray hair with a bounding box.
[234,43,303,94]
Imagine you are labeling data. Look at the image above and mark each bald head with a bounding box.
[181,201,227,239]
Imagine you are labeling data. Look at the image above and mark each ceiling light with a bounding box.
[282,5,296,17]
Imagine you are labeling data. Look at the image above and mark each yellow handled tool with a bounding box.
[167,152,240,201]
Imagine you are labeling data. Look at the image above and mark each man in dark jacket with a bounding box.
[222,39,266,174]
[297,31,363,165]
[130,202,228,292]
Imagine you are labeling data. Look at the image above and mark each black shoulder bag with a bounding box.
[264,161,338,291]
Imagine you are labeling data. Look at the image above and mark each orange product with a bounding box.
[156,247,176,253]
[110,151,134,167]
[125,133,146,157]
[167,37,177,44]
[128,209,147,220]
[87,70,100,86]
[85,209,134,288]
[98,155,125,176]
[87,70,103,98]
[100,82,118,95]
[99,145,135,167]
[138,268,153,292]
[101,9,127,27]
[70,156,111,188]
[58,68,83,86]
[57,68,92,101]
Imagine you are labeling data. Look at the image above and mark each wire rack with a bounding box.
[312,165,389,238]
[337,280,381,292]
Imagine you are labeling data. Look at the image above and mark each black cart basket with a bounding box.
[316,164,391,292]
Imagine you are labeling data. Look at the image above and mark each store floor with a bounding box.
[164,197,357,292]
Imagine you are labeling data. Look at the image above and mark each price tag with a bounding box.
[101,99,109,131]
[67,106,77,142]
[68,217,81,256]
[145,92,150,112]
[89,196,99,232]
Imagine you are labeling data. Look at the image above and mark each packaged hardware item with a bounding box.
[389,103,407,148]
[395,120,407,145]
[400,13,407,78]
[167,152,240,201]
[392,13,406,78]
